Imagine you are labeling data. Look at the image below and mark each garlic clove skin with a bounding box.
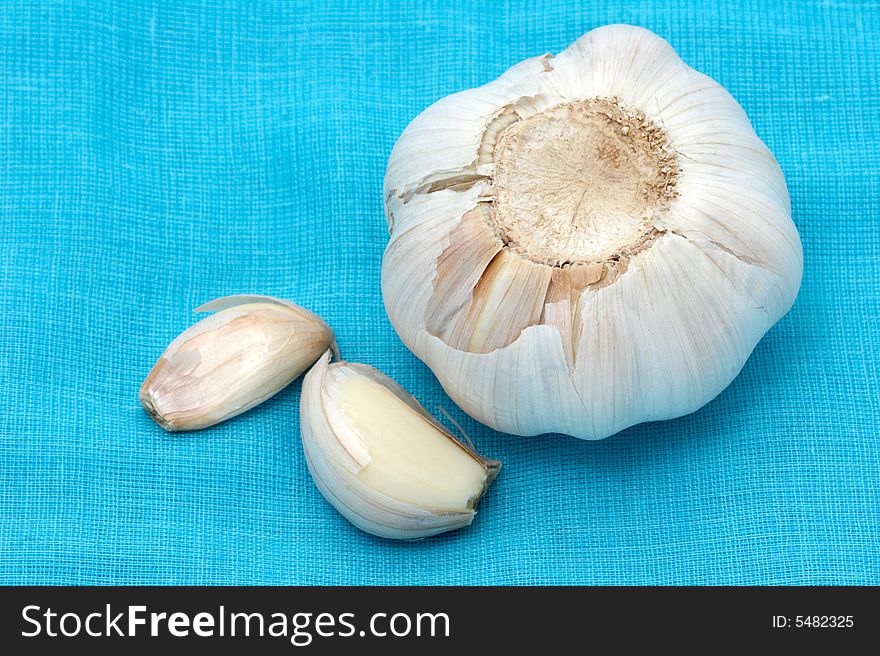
[382,25,803,440]
[140,294,336,431]
[300,351,500,540]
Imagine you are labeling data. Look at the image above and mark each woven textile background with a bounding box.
[1,0,878,585]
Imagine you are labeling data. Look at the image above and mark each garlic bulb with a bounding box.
[300,351,500,540]
[382,25,803,440]
[140,295,337,431]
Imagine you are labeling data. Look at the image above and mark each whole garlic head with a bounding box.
[382,25,803,440]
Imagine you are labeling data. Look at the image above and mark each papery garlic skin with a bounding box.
[140,295,337,431]
[300,351,500,540]
[382,25,803,440]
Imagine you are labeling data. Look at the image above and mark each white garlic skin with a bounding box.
[300,351,499,540]
[140,295,336,431]
[381,25,803,440]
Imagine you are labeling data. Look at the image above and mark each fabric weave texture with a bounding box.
[1,0,878,585]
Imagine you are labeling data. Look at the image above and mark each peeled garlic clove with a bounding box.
[140,295,337,431]
[382,25,803,440]
[300,351,500,540]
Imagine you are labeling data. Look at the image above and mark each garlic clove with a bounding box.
[382,25,803,440]
[300,351,500,540]
[140,294,336,431]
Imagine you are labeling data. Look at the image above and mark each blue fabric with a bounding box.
[1,0,878,586]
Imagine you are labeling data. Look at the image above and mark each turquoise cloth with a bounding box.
[1,0,878,585]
